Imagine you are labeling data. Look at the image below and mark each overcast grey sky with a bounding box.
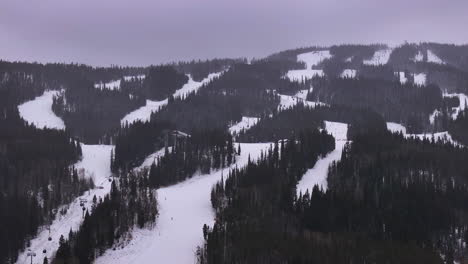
[1,0,467,67]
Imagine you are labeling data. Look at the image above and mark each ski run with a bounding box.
[95,143,271,264]
[16,90,114,264]
[286,50,332,81]
[17,90,65,130]
[386,122,461,146]
[120,72,223,125]
[229,117,260,135]
[363,48,392,66]
[296,121,348,194]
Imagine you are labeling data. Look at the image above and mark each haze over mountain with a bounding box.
[1,0,468,66]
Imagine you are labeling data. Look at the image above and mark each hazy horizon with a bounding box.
[2,0,468,67]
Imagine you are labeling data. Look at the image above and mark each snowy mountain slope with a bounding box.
[427,50,445,64]
[286,50,332,81]
[95,143,271,264]
[18,90,65,130]
[229,117,260,135]
[363,48,393,65]
[296,121,348,194]
[16,144,114,264]
[120,72,223,125]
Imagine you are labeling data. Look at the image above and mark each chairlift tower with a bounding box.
[26,251,36,264]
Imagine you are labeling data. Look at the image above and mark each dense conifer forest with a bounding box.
[53,173,157,264]
[0,108,91,263]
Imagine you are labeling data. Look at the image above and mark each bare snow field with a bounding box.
[95,143,271,264]
[229,117,260,135]
[363,48,392,66]
[286,50,332,81]
[16,144,114,264]
[121,72,223,125]
[296,121,348,194]
[18,90,65,130]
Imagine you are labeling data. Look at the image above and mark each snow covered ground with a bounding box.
[135,147,171,171]
[397,72,408,84]
[286,50,332,81]
[386,122,407,134]
[296,121,348,194]
[95,143,271,264]
[173,72,223,99]
[278,89,327,111]
[95,79,122,90]
[95,75,146,90]
[121,72,223,125]
[413,51,424,62]
[16,144,114,264]
[386,122,460,146]
[443,93,468,119]
[413,73,427,86]
[229,117,260,135]
[429,109,441,125]
[363,48,392,66]
[123,75,146,81]
[121,99,168,125]
[18,90,65,130]
[341,69,357,78]
[427,50,445,64]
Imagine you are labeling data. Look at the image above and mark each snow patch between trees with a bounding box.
[18,90,65,130]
